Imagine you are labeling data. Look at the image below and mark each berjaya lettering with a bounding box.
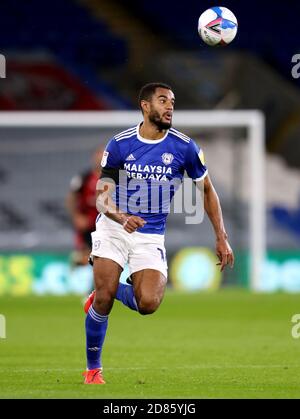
[124,163,172,181]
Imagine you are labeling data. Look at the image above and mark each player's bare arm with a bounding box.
[95,178,146,233]
[199,174,234,271]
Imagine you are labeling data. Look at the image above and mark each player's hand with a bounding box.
[123,215,146,233]
[215,237,234,272]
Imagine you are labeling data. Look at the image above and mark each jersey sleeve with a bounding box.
[184,139,208,181]
[101,138,122,169]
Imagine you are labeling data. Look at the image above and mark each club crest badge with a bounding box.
[161,153,174,165]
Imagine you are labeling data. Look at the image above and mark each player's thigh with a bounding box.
[128,235,168,283]
[93,256,122,297]
[131,268,167,307]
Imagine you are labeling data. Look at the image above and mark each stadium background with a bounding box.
[1,0,300,399]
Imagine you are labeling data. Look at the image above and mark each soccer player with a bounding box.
[83,82,234,384]
[66,147,103,266]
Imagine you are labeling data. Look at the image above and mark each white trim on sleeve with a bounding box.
[193,170,208,182]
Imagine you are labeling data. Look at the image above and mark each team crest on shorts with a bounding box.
[161,153,174,165]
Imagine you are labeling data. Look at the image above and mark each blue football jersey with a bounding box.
[100,124,208,234]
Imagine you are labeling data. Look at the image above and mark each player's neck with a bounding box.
[139,121,167,141]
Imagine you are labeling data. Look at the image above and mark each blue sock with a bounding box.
[115,283,138,311]
[85,305,108,370]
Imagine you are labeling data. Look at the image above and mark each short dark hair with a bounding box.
[138,82,173,111]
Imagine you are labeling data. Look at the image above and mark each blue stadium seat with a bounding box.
[272,206,300,238]
[129,0,299,84]
[0,0,128,68]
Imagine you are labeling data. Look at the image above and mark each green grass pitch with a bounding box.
[1,290,300,399]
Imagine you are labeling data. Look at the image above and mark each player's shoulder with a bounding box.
[113,126,137,142]
[168,127,192,144]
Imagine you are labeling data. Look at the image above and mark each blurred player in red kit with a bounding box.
[66,147,104,266]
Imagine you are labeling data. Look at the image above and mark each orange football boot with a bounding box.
[84,290,96,314]
[83,368,105,384]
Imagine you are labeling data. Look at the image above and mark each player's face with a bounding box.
[148,88,175,130]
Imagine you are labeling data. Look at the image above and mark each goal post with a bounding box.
[0,110,265,290]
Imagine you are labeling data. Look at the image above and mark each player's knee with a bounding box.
[138,295,161,315]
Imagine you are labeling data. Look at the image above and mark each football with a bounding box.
[198,6,238,46]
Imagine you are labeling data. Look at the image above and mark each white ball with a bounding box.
[198,7,238,46]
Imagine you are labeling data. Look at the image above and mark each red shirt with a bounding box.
[70,170,99,231]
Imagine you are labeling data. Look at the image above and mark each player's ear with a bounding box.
[141,100,150,114]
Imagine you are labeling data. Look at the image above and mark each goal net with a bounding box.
[0,111,265,292]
